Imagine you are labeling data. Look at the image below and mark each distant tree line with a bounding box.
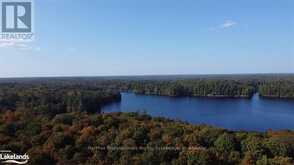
[0,75,294,100]
[119,78,294,99]
[122,80,256,98]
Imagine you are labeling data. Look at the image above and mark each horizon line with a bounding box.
[0,72,294,79]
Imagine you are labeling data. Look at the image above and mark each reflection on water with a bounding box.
[102,93,294,131]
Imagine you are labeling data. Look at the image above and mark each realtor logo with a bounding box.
[2,2,32,32]
[0,0,34,41]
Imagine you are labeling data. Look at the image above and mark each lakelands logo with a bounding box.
[0,0,34,41]
[0,150,29,164]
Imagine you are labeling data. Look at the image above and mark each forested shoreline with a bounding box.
[0,84,121,115]
[118,75,294,99]
[259,80,294,99]
[0,74,293,99]
[123,80,256,98]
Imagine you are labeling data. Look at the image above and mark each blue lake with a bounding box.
[102,93,294,131]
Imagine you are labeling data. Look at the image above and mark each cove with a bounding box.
[102,92,294,132]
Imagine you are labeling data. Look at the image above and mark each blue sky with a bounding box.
[0,0,293,77]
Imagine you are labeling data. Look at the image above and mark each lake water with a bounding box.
[102,93,294,131]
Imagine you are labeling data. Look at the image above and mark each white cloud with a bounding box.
[0,41,17,48]
[0,41,40,51]
[220,20,237,29]
[209,19,237,31]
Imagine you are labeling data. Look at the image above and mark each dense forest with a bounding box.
[0,111,293,165]
[0,84,121,115]
[259,80,294,99]
[123,80,256,98]
[120,75,294,99]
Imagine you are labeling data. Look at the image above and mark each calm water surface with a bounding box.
[102,93,294,131]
